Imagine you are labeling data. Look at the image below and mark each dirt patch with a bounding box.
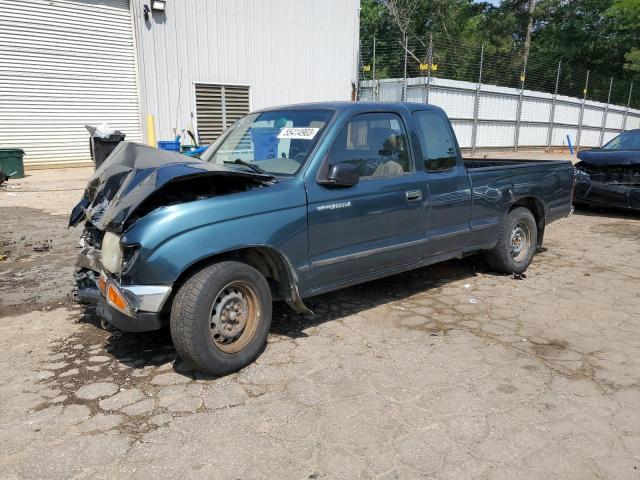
[532,339,569,357]
[0,207,80,316]
[591,219,640,240]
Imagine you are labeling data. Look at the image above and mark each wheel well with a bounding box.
[510,197,545,246]
[171,247,306,311]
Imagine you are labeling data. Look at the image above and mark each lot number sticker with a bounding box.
[277,127,319,140]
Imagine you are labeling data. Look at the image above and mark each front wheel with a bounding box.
[170,261,272,375]
[487,207,538,274]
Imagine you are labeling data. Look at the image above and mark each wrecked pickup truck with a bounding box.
[70,102,574,375]
[574,129,640,211]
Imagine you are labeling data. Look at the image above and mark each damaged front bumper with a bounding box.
[573,158,640,211]
[95,281,171,332]
[574,167,640,211]
[75,248,172,332]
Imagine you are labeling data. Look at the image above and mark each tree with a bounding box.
[522,0,536,73]
[624,49,640,77]
[381,0,420,46]
[606,0,640,81]
[358,0,639,101]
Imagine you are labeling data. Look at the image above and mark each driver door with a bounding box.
[305,111,429,290]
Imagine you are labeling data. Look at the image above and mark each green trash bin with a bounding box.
[0,149,25,179]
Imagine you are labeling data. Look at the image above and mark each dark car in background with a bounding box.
[574,129,640,211]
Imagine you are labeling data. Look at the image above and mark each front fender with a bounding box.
[122,205,309,288]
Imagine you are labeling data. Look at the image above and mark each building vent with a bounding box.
[195,84,250,144]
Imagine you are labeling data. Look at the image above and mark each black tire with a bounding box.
[170,261,272,376]
[487,207,538,274]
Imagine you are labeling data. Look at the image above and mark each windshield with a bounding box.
[602,131,640,150]
[201,109,333,175]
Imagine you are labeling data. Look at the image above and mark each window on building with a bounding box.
[195,84,250,143]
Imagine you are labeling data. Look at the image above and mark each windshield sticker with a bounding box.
[277,127,320,140]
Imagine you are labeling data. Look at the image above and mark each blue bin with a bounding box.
[250,128,280,160]
[182,146,208,157]
[157,140,181,152]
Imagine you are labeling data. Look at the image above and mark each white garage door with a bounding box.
[0,0,141,166]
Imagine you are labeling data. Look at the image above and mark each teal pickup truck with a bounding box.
[71,102,574,375]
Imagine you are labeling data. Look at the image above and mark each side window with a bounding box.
[327,112,412,178]
[413,111,458,172]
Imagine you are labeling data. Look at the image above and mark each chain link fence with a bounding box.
[357,34,640,152]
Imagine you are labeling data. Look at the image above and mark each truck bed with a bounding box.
[461,156,574,253]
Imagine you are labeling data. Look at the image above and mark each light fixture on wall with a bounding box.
[151,0,166,12]
[143,0,166,21]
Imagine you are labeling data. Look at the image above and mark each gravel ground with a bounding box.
[1,163,639,479]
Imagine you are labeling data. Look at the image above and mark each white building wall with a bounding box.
[131,0,360,143]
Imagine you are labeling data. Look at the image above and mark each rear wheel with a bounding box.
[170,261,272,375]
[487,207,538,274]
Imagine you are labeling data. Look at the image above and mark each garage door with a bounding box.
[0,0,141,166]
[195,84,250,144]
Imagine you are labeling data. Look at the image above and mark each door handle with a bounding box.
[405,190,422,201]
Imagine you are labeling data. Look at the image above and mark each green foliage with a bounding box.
[624,49,640,74]
[360,0,640,91]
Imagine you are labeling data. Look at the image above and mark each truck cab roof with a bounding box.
[255,101,445,115]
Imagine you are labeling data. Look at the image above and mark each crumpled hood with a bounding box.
[577,149,640,166]
[69,141,274,232]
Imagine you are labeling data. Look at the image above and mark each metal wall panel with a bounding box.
[132,0,360,143]
[627,115,640,130]
[450,120,473,148]
[406,85,426,103]
[0,0,141,165]
[379,81,403,102]
[606,111,625,130]
[477,123,516,147]
[518,124,549,146]
[478,92,518,121]
[520,98,552,123]
[358,77,640,149]
[429,87,475,120]
[554,103,581,126]
[552,127,578,146]
[579,127,601,146]
[601,130,618,144]
[582,106,604,128]
[358,87,374,102]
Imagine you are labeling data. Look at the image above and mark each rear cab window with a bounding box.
[413,110,459,172]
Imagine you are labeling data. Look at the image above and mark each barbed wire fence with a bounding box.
[357,33,638,152]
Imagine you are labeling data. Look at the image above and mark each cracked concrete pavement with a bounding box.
[1,167,640,479]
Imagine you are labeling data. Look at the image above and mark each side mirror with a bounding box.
[319,163,359,187]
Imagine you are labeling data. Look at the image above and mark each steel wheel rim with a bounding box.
[510,222,530,262]
[210,281,260,353]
